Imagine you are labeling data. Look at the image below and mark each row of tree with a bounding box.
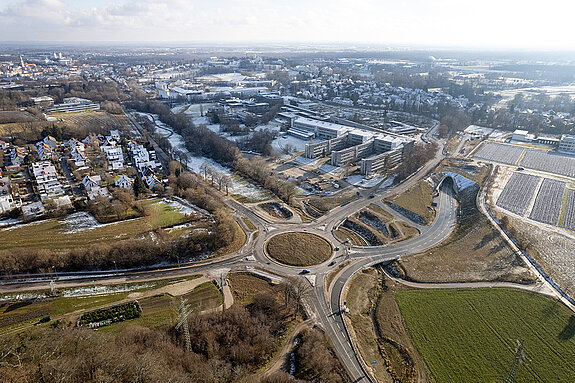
[0,280,336,382]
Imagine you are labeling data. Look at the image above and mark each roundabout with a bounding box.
[265,231,333,267]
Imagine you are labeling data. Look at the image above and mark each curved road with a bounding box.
[1,122,548,383]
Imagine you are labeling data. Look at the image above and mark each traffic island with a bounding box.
[265,231,332,266]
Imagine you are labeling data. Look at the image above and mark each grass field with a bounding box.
[396,288,575,383]
[53,110,132,134]
[265,232,332,266]
[0,276,203,334]
[241,217,257,231]
[100,281,222,334]
[228,273,275,306]
[387,181,435,224]
[0,199,194,250]
[333,226,367,246]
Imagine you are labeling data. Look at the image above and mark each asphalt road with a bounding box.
[0,122,462,382]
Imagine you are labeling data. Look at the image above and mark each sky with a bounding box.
[1,0,574,50]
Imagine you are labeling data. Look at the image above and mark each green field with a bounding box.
[396,288,575,383]
[100,281,222,334]
[0,199,196,250]
[0,276,222,335]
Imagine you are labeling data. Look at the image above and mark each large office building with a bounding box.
[46,97,100,113]
[559,134,575,153]
[293,116,414,176]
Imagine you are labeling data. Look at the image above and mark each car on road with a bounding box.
[328,261,336,267]
[299,269,310,274]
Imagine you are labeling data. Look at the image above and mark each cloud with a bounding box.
[0,0,70,23]
[0,0,573,49]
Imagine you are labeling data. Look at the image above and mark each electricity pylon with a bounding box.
[175,298,193,352]
[504,340,525,383]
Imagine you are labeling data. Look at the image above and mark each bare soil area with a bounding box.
[345,268,430,383]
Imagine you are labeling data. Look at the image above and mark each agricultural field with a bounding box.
[53,110,133,135]
[396,288,575,383]
[303,192,359,217]
[227,273,275,306]
[496,172,541,216]
[399,187,531,283]
[0,199,199,250]
[0,110,42,137]
[259,201,293,219]
[529,178,566,225]
[473,142,525,165]
[561,189,575,230]
[521,149,575,178]
[346,269,429,382]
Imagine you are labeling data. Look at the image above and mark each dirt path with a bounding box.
[259,319,313,379]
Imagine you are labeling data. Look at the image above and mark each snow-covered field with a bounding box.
[183,103,217,117]
[293,156,320,166]
[147,113,273,202]
[162,198,198,215]
[0,282,157,301]
[272,133,310,153]
[61,212,101,233]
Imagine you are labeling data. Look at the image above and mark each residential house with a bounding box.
[110,129,121,142]
[31,161,64,200]
[71,147,88,167]
[36,142,55,160]
[21,201,46,218]
[0,177,18,213]
[101,145,124,170]
[8,147,26,167]
[81,175,101,191]
[86,186,111,200]
[127,141,160,172]
[143,173,161,189]
[43,136,58,148]
[114,174,134,189]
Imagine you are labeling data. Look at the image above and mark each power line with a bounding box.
[504,340,525,383]
[175,297,193,352]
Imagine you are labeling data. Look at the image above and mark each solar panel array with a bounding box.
[529,178,566,226]
[473,142,525,165]
[561,190,575,231]
[520,150,575,178]
[473,142,575,179]
[496,173,541,216]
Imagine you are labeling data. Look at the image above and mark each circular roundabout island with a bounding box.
[265,232,333,267]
